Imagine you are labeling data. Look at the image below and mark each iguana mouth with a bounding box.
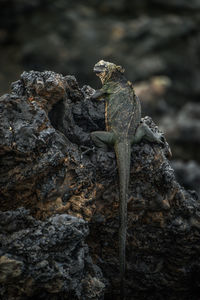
[93,66,106,74]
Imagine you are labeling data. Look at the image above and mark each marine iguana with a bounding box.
[91,60,163,299]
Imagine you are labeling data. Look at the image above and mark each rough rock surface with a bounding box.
[0,208,105,300]
[1,71,200,299]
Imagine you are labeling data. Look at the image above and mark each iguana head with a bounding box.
[93,60,125,84]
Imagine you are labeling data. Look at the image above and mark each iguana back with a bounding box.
[103,80,141,140]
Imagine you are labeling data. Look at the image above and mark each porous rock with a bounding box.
[0,208,105,300]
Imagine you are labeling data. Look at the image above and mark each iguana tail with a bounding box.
[114,140,131,300]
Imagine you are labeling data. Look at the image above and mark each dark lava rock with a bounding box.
[0,208,105,300]
[0,71,70,214]
[1,70,200,299]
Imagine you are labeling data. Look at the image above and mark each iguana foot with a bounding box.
[153,132,165,146]
[133,121,164,145]
[80,145,95,155]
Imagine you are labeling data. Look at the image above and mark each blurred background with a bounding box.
[0,0,200,197]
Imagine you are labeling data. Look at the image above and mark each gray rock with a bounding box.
[0,208,105,300]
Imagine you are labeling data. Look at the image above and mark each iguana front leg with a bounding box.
[91,89,106,100]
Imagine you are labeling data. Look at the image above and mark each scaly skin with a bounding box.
[91,60,163,299]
